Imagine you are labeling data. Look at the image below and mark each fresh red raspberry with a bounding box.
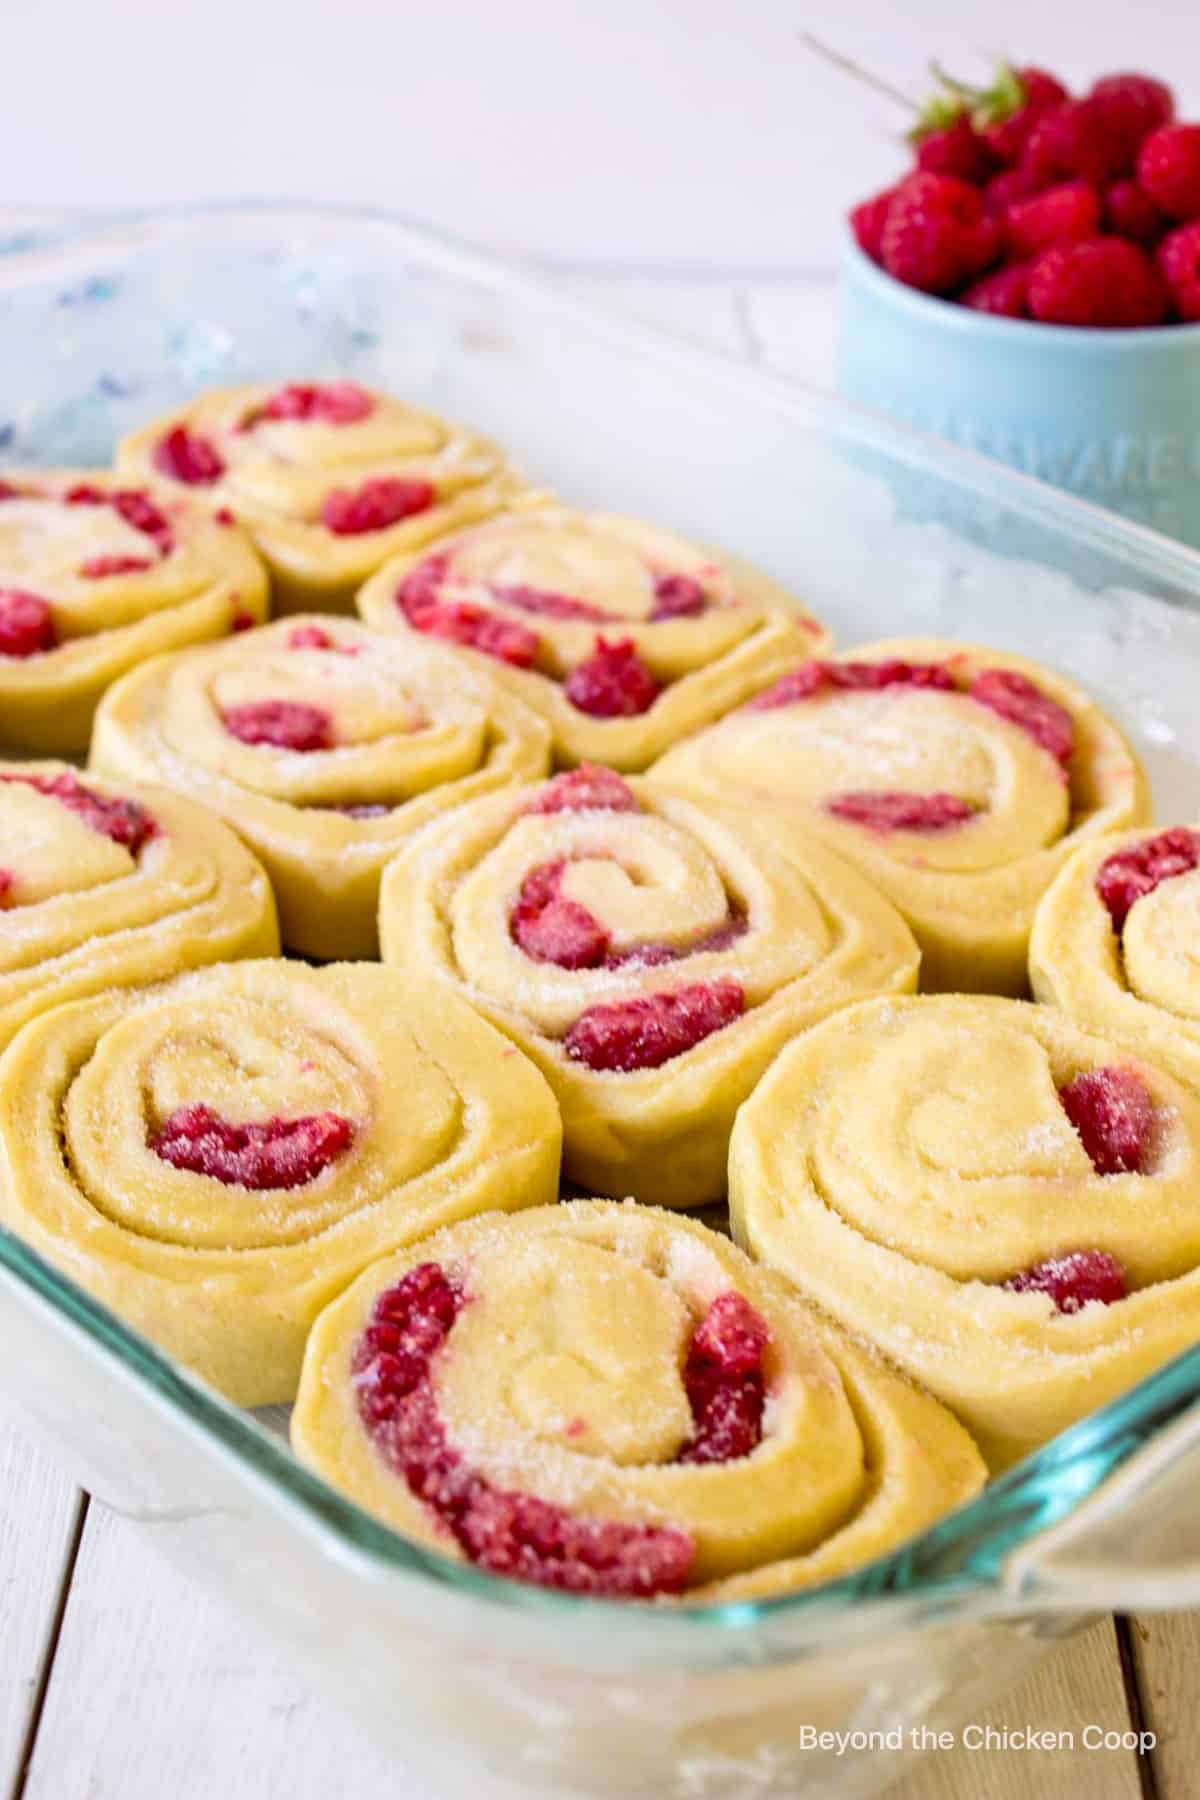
[322,476,436,535]
[679,1292,770,1466]
[981,67,1070,166]
[984,165,1037,215]
[510,860,610,969]
[153,426,225,486]
[565,977,744,1072]
[881,174,1000,295]
[150,1103,356,1189]
[1003,1250,1128,1313]
[915,115,995,184]
[527,765,639,815]
[1138,124,1200,221]
[563,638,661,717]
[962,262,1032,318]
[0,770,156,850]
[1095,827,1200,929]
[1089,75,1175,168]
[1158,221,1200,320]
[221,699,333,751]
[1059,1066,1160,1176]
[826,791,976,832]
[651,572,708,619]
[969,667,1074,762]
[1103,179,1168,245]
[849,186,899,263]
[1023,98,1128,188]
[79,554,156,579]
[1005,181,1100,259]
[245,382,374,427]
[0,589,56,657]
[1028,238,1169,328]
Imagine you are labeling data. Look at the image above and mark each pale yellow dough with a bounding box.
[651,637,1149,994]
[731,993,1200,1469]
[0,960,562,1404]
[0,764,278,1053]
[357,503,831,769]
[0,469,267,753]
[89,614,551,958]
[378,772,918,1206]
[292,1202,986,1603]
[116,383,521,613]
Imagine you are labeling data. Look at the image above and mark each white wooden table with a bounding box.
[0,269,1192,1800]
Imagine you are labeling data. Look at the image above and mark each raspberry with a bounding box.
[1103,179,1167,245]
[79,554,155,579]
[0,589,56,657]
[607,911,748,970]
[881,174,1000,295]
[1059,1065,1159,1176]
[679,1292,770,1465]
[984,166,1037,215]
[491,583,613,624]
[149,1104,355,1189]
[396,565,541,668]
[826,791,976,832]
[980,67,1070,166]
[110,489,174,550]
[1,770,156,850]
[322,476,436,536]
[0,870,13,906]
[1023,98,1128,188]
[969,668,1074,762]
[1005,181,1100,259]
[510,860,610,969]
[1138,124,1200,221]
[563,638,661,717]
[0,480,20,501]
[962,262,1032,318]
[748,657,954,710]
[1003,1250,1128,1313]
[849,186,899,262]
[153,425,225,486]
[1028,238,1169,327]
[1095,827,1200,929]
[231,609,255,632]
[1089,75,1175,167]
[286,624,340,650]
[221,699,333,751]
[915,116,995,184]
[527,765,639,816]
[1158,221,1200,321]
[245,382,374,427]
[564,978,744,1072]
[651,572,708,619]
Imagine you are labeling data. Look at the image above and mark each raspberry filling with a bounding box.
[511,857,747,972]
[607,912,748,968]
[242,382,374,428]
[0,770,156,851]
[564,638,661,718]
[221,700,333,752]
[565,978,745,1072]
[150,1103,355,1189]
[527,765,640,816]
[1095,828,1200,930]
[651,573,708,620]
[286,623,357,652]
[153,426,225,487]
[322,476,435,536]
[66,486,176,557]
[323,801,392,819]
[0,589,56,657]
[79,554,156,579]
[969,668,1074,765]
[491,582,615,624]
[679,1291,770,1464]
[1059,1065,1160,1176]
[1003,1250,1128,1314]
[397,563,540,669]
[826,791,978,833]
[0,869,14,907]
[748,658,956,710]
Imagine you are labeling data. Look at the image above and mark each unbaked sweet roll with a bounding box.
[89,614,551,958]
[0,469,267,753]
[116,382,517,613]
[731,993,1200,1468]
[292,1202,986,1603]
[378,765,918,1205]
[0,763,277,1053]
[651,638,1149,994]
[0,960,561,1404]
[357,504,830,770]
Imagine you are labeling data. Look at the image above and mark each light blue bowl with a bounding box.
[838,236,1200,550]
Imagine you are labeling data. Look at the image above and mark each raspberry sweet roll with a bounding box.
[650,638,1148,994]
[357,504,830,770]
[89,615,551,959]
[0,764,277,1053]
[378,766,918,1206]
[292,1202,986,1603]
[731,993,1200,1469]
[116,382,518,613]
[0,471,267,754]
[0,960,561,1404]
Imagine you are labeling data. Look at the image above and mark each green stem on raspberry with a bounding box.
[797,31,917,112]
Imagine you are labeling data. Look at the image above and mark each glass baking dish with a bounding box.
[5,204,1200,1800]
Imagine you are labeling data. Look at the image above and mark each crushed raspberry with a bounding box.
[153,426,225,486]
[244,382,375,427]
[66,484,174,556]
[322,476,435,536]
[353,1263,694,1598]
[286,623,345,651]
[64,483,106,505]
[231,609,255,632]
[563,638,661,718]
[0,480,21,501]
[491,583,614,624]
[527,765,639,816]
[0,869,13,906]
[150,1103,355,1189]
[221,700,333,751]
[0,770,156,850]
[748,658,955,710]
[0,590,56,657]
[969,668,1074,764]
[1059,1066,1160,1176]
[680,1292,770,1465]
[397,563,540,668]
[1003,1250,1129,1314]
[1095,827,1200,930]
[607,911,748,969]
[511,861,610,969]
[79,554,155,579]
[564,978,744,1072]
[651,573,708,619]
[215,507,237,526]
[826,791,977,833]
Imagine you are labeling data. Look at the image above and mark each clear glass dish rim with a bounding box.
[5,198,1200,1639]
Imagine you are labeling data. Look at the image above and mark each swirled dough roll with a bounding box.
[650,639,1149,994]
[357,504,830,769]
[89,615,552,958]
[731,993,1200,1468]
[378,765,918,1206]
[0,763,277,1051]
[0,469,267,752]
[292,1201,986,1603]
[116,382,519,613]
[0,959,561,1403]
